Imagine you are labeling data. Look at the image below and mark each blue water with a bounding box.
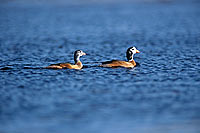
[0,1,200,133]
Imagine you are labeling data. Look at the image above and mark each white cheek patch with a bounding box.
[131,49,135,53]
[131,47,137,53]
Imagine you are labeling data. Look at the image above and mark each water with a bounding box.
[0,1,200,133]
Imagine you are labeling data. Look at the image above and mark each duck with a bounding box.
[100,47,140,68]
[45,50,86,69]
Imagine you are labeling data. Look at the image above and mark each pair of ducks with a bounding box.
[46,47,140,69]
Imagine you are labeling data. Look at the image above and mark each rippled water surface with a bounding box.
[0,1,200,133]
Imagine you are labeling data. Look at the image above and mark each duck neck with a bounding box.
[127,54,136,66]
[127,54,133,62]
[74,56,83,68]
[74,55,80,64]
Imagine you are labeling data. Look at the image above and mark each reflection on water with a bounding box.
[0,0,200,133]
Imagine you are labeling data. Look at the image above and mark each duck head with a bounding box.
[126,47,140,61]
[74,50,86,63]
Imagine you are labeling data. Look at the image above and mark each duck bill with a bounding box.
[136,49,140,53]
[82,52,86,55]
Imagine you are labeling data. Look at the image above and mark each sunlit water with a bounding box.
[0,1,200,133]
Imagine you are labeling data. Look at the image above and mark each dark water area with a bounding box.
[0,1,200,133]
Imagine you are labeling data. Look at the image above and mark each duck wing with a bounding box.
[100,60,136,68]
[101,60,119,64]
[45,62,70,69]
